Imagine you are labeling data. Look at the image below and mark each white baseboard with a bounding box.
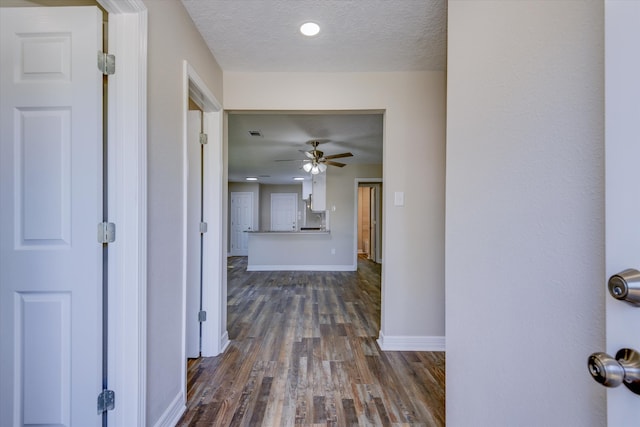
[220,330,230,353]
[152,391,184,427]
[247,264,356,272]
[377,331,445,352]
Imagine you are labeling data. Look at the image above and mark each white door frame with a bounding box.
[181,60,228,374]
[353,178,383,268]
[604,0,640,422]
[98,1,147,426]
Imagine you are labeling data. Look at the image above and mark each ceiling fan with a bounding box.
[300,140,353,174]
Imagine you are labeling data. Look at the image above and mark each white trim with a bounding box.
[99,1,147,426]
[247,264,356,272]
[100,0,145,14]
[151,391,185,427]
[220,330,230,353]
[377,331,446,352]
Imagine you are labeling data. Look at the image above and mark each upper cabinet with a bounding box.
[302,179,312,201]
[311,174,326,211]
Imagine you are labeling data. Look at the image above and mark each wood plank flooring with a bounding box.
[177,256,445,426]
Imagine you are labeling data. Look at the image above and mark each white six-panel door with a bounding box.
[230,192,253,255]
[605,1,640,423]
[0,7,103,427]
[186,110,202,358]
[271,193,297,232]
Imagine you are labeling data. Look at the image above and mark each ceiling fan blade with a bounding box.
[299,149,315,159]
[324,160,346,167]
[324,152,353,160]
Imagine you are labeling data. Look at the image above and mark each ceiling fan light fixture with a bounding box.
[300,22,320,37]
[302,162,313,173]
[311,164,320,175]
[318,163,327,172]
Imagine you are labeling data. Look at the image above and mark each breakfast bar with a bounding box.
[246,230,339,271]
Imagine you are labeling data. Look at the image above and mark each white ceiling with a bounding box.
[182,0,447,184]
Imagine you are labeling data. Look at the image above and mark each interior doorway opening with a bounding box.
[356,180,382,264]
[181,61,227,403]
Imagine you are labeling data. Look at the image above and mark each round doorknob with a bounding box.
[588,352,624,387]
[588,348,640,395]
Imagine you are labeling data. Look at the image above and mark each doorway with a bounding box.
[181,61,226,403]
[356,180,382,264]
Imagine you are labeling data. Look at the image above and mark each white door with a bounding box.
[271,193,297,231]
[0,7,103,427]
[186,110,202,358]
[230,192,253,255]
[603,1,640,422]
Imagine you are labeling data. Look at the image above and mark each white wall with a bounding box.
[143,0,223,425]
[225,72,446,340]
[446,1,605,426]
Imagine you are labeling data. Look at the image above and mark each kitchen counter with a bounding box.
[246,229,350,271]
[247,229,330,235]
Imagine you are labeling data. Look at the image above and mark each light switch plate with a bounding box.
[394,191,404,207]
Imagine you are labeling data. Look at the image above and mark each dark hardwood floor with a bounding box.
[177,256,445,426]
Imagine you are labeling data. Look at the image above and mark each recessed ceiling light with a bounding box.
[245,177,258,181]
[300,22,320,37]
[293,177,305,181]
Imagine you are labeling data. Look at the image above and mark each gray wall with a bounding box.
[224,71,447,339]
[143,0,223,424]
[446,1,605,425]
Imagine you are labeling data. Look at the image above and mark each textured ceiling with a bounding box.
[182,0,446,184]
[181,0,447,72]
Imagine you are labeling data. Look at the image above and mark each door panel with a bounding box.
[271,193,297,231]
[230,192,253,256]
[0,7,103,427]
[186,110,202,358]
[605,0,640,422]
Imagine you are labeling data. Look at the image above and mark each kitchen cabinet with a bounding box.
[311,173,326,211]
[302,179,312,200]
